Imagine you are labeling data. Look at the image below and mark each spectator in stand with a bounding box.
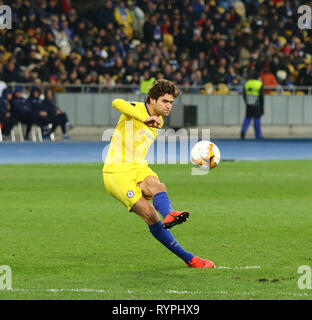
[4,61,22,83]
[212,39,230,61]
[297,64,312,87]
[0,80,6,96]
[100,73,116,92]
[42,88,73,139]
[47,0,63,15]
[49,14,72,56]
[114,1,134,39]
[213,66,228,85]
[0,88,15,138]
[0,0,311,93]
[260,66,278,93]
[23,10,42,31]
[190,70,203,93]
[96,1,116,29]
[226,65,242,89]
[143,15,162,45]
[128,0,145,39]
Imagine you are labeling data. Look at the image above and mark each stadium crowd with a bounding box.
[1,0,312,95]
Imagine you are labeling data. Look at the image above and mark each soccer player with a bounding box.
[103,79,215,268]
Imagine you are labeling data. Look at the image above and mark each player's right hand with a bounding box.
[144,116,162,128]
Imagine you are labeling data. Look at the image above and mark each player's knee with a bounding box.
[149,180,166,195]
[158,182,166,194]
[140,177,166,197]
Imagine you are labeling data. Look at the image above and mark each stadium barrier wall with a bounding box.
[55,93,312,127]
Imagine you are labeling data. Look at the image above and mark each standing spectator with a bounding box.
[96,1,116,28]
[114,1,134,39]
[241,72,264,139]
[61,18,74,40]
[128,0,145,39]
[49,15,72,56]
[143,15,162,45]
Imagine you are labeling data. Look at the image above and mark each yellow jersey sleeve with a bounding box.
[112,99,148,123]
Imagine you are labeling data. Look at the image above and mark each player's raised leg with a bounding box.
[138,175,190,229]
[131,196,214,268]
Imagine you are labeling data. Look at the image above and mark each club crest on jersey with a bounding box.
[127,190,134,198]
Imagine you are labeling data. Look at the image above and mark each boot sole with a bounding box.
[163,211,190,229]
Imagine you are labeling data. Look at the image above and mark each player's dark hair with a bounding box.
[146,79,180,103]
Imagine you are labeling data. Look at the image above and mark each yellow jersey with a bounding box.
[103,99,163,172]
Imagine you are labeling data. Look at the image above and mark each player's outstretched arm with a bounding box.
[112,99,147,123]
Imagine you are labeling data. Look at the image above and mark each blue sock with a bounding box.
[254,117,262,139]
[149,221,194,264]
[153,192,173,219]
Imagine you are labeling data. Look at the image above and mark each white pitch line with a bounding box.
[1,267,261,294]
[1,267,261,295]
[216,266,261,269]
[5,288,111,294]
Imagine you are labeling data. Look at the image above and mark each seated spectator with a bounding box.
[4,61,22,83]
[26,86,52,139]
[42,88,73,139]
[0,80,6,96]
[226,66,242,90]
[297,64,312,87]
[212,66,228,85]
[0,88,16,138]
[11,87,34,140]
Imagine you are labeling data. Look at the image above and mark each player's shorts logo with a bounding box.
[127,190,134,198]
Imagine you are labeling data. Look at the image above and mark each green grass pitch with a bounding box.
[0,160,311,300]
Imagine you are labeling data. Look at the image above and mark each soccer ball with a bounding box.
[190,140,221,170]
